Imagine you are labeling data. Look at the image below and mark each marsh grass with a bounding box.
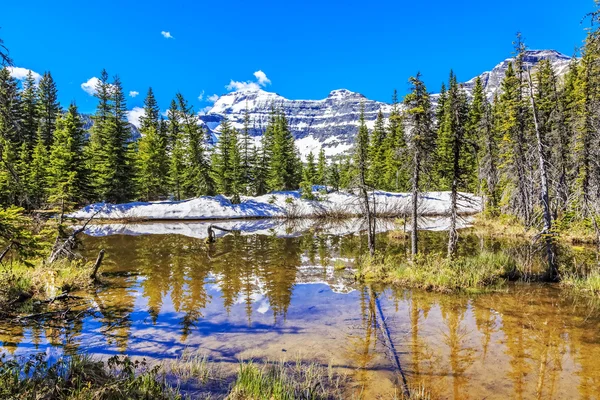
[0,353,181,400]
[228,358,348,400]
[561,269,600,298]
[0,259,93,307]
[0,353,356,400]
[356,251,516,292]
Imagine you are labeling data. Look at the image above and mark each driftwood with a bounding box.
[206,224,238,243]
[48,209,102,263]
[90,249,105,281]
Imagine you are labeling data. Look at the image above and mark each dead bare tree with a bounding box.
[527,68,557,279]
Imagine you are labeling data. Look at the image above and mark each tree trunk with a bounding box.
[527,69,557,279]
[411,150,420,258]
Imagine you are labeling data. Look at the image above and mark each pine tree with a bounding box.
[88,71,134,203]
[48,104,88,208]
[136,88,168,200]
[241,104,253,193]
[316,148,327,186]
[229,127,243,202]
[0,67,24,206]
[328,159,340,192]
[301,151,317,199]
[36,72,61,148]
[21,71,38,149]
[355,103,375,255]
[177,93,214,197]
[468,77,500,215]
[404,73,436,257]
[213,119,234,195]
[368,109,387,189]
[267,110,300,191]
[495,37,534,226]
[436,70,472,257]
[383,90,408,191]
[28,134,48,208]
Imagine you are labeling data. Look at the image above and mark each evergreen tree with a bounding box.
[267,110,300,191]
[355,104,375,255]
[36,72,61,148]
[213,119,234,195]
[21,71,38,148]
[436,70,472,257]
[88,71,134,203]
[48,104,88,208]
[177,93,214,197]
[470,77,499,214]
[241,104,253,193]
[0,67,24,206]
[404,73,436,257]
[136,88,168,200]
[328,159,340,192]
[300,151,317,199]
[383,89,408,191]
[495,34,534,225]
[316,148,327,186]
[28,135,48,208]
[368,109,386,188]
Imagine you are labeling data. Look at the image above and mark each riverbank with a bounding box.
[68,190,482,221]
[0,352,421,400]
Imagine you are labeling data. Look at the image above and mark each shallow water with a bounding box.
[1,222,600,399]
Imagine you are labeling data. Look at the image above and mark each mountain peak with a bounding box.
[327,89,364,99]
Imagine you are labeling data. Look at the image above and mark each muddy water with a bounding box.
[1,223,599,399]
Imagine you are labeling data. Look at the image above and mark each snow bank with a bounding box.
[81,216,476,240]
[69,190,482,221]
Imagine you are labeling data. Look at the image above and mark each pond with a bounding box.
[1,219,599,399]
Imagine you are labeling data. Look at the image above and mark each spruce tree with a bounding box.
[48,104,88,208]
[177,93,214,197]
[0,67,24,206]
[404,73,436,257]
[368,109,386,189]
[36,72,61,148]
[28,134,48,208]
[21,71,38,149]
[470,77,499,214]
[316,148,327,186]
[136,88,168,200]
[436,70,472,257]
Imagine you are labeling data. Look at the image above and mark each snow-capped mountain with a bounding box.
[199,50,572,159]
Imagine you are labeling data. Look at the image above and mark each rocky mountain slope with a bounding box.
[198,50,573,159]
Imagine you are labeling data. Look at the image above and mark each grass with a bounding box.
[0,353,357,400]
[357,251,516,292]
[560,269,600,298]
[0,259,94,309]
[0,353,181,400]
[229,358,347,400]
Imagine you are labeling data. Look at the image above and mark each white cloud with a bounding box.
[198,105,213,115]
[253,70,271,86]
[207,94,219,103]
[226,70,271,92]
[129,90,139,98]
[127,107,145,128]
[81,77,100,95]
[8,67,42,82]
[161,31,174,39]
[197,90,205,101]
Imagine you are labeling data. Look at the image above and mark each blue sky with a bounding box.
[1,0,593,115]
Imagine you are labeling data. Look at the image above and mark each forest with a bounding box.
[1,3,600,399]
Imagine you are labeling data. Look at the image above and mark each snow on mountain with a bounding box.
[199,50,572,159]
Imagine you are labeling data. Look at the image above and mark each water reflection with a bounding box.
[0,225,599,399]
